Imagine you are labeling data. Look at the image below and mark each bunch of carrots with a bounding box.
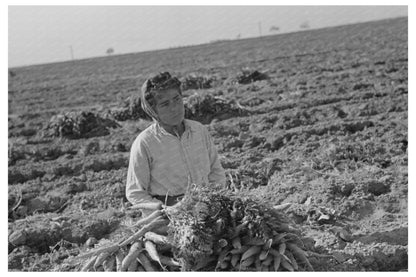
[75,207,177,271]
[74,196,315,272]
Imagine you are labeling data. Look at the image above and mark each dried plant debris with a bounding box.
[181,74,215,91]
[108,96,150,121]
[44,111,119,139]
[184,93,249,124]
[236,69,269,84]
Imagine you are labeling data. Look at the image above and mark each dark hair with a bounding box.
[143,72,182,106]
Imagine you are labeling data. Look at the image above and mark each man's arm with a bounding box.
[126,139,163,206]
[204,127,226,185]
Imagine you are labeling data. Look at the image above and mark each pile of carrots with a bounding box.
[75,209,176,271]
[74,197,315,271]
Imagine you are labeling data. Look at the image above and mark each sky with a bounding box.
[8,5,408,68]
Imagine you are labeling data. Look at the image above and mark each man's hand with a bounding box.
[162,199,184,214]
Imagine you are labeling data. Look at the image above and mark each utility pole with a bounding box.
[258,21,262,37]
[69,45,74,60]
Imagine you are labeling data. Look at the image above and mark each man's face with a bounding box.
[154,88,185,126]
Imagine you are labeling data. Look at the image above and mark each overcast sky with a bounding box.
[8,5,408,67]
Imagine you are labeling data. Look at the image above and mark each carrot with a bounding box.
[272,233,287,245]
[119,217,167,247]
[286,251,299,271]
[281,257,294,272]
[136,262,145,271]
[259,249,269,261]
[287,243,314,271]
[242,236,265,246]
[230,253,240,268]
[144,231,172,246]
[285,233,305,247]
[80,256,97,272]
[269,248,280,257]
[129,241,143,253]
[93,251,111,270]
[102,255,116,271]
[219,260,229,269]
[115,249,126,271]
[218,238,228,248]
[240,255,256,268]
[233,222,248,237]
[77,244,119,260]
[144,240,163,267]
[225,254,232,262]
[277,223,290,232]
[273,253,281,271]
[262,255,273,266]
[230,245,250,254]
[216,247,232,269]
[241,245,261,261]
[263,238,273,250]
[137,252,157,271]
[262,265,270,271]
[127,258,139,271]
[255,258,262,271]
[159,255,181,267]
[273,203,292,211]
[130,202,162,210]
[133,210,163,228]
[231,236,242,249]
[120,241,143,271]
[278,242,286,255]
[218,247,230,260]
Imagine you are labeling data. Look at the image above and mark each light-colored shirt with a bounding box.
[126,119,226,205]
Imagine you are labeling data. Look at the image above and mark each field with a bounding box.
[8,17,408,271]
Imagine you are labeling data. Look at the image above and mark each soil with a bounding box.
[7,17,408,271]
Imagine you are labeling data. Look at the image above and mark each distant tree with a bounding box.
[269,26,280,32]
[9,70,16,78]
[300,22,310,29]
[106,48,114,55]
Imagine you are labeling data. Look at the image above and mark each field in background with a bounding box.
[8,17,408,271]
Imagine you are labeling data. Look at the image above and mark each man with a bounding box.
[126,72,225,208]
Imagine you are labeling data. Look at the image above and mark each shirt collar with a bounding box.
[154,119,194,137]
